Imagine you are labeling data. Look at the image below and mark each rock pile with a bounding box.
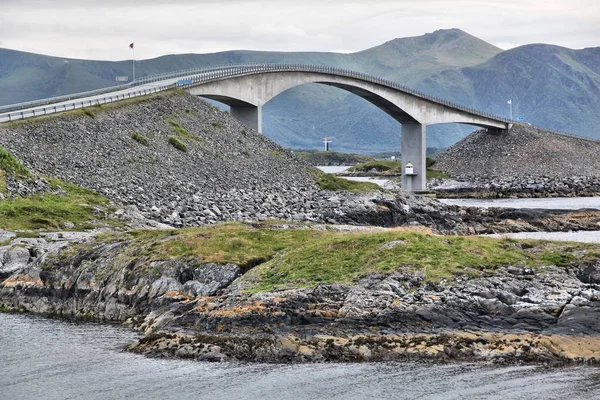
[435,124,600,179]
[430,175,600,198]
[0,92,397,227]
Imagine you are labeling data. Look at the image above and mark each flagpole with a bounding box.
[132,42,135,82]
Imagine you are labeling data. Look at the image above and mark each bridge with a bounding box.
[0,64,512,191]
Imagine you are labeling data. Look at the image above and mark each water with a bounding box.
[317,166,351,174]
[439,197,600,211]
[439,197,600,243]
[2,313,600,400]
[488,231,600,243]
[317,166,398,188]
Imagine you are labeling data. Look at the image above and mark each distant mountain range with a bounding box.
[1,29,598,153]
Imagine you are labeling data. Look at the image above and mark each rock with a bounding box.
[378,240,406,251]
[0,246,31,279]
[577,261,600,284]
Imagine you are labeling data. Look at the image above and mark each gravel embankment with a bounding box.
[0,91,456,229]
[0,92,339,226]
[435,124,600,179]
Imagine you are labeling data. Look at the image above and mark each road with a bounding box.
[0,72,208,123]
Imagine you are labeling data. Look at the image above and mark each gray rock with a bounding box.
[0,246,31,278]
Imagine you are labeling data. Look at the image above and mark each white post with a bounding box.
[132,44,135,82]
[508,99,512,120]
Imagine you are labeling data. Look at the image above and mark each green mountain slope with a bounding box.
[0,29,598,152]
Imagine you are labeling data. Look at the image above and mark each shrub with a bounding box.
[168,135,188,152]
[130,132,149,146]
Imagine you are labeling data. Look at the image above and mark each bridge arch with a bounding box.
[185,67,510,191]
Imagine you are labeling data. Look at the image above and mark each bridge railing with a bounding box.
[172,63,512,124]
[0,62,513,125]
[0,64,251,114]
[0,84,176,123]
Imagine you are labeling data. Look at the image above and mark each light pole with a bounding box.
[507,99,512,120]
[323,137,335,152]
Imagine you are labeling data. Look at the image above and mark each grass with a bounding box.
[426,169,450,179]
[348,159,448,179]
[0,146,33,180]
[168,118,201,140]
[83,223,600,292]
[313,170,382,192]
[0,177,120,231]
[4,91,183,127]
[131,132,149,146]
[349,160,401,174]
[168,135,188,152]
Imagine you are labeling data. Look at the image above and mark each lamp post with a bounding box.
[507,99,512,120]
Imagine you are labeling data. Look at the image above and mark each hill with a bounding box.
[1,29,598,152]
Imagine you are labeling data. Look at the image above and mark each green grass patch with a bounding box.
[87,223,600,293]
[426,169,450,179]
[0,146,32,179]
[313,170,382,192]
[0,177,120,231]
[168,119,193,138]
[168,135,188,152]
[130,132,149,146]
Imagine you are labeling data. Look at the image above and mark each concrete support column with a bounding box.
[230,104,262,133]
[401,123,426,192]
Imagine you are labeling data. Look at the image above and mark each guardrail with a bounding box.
[0,84,176,122]
[0,62,514,125]
[0,64,248,115]
[173,63,513,124]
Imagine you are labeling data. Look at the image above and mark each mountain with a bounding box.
[0,29,598,152]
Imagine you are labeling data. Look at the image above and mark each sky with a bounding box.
[1,0,599,61]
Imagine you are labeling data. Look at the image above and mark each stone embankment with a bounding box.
[2,225,600,365]
[430,176,600,198]
[0,91,382,227]
[433,124,600,197]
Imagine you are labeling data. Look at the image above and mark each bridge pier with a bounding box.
[231,104,262,133]
[401,123,426,192]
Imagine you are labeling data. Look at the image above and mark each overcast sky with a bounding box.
[1,0,599,61]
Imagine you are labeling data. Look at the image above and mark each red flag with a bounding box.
[129,42,134,49]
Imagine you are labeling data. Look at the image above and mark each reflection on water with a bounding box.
[316,166,351,174]
[2,313,600,400]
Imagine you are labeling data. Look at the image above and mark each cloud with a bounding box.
[0,0,598,60]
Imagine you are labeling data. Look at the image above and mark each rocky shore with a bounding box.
[430,176,600,199]
[3,223,600,365]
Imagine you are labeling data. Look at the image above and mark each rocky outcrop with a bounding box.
[2,229,600,364]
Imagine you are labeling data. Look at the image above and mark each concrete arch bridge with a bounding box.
[181,64,511,191]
